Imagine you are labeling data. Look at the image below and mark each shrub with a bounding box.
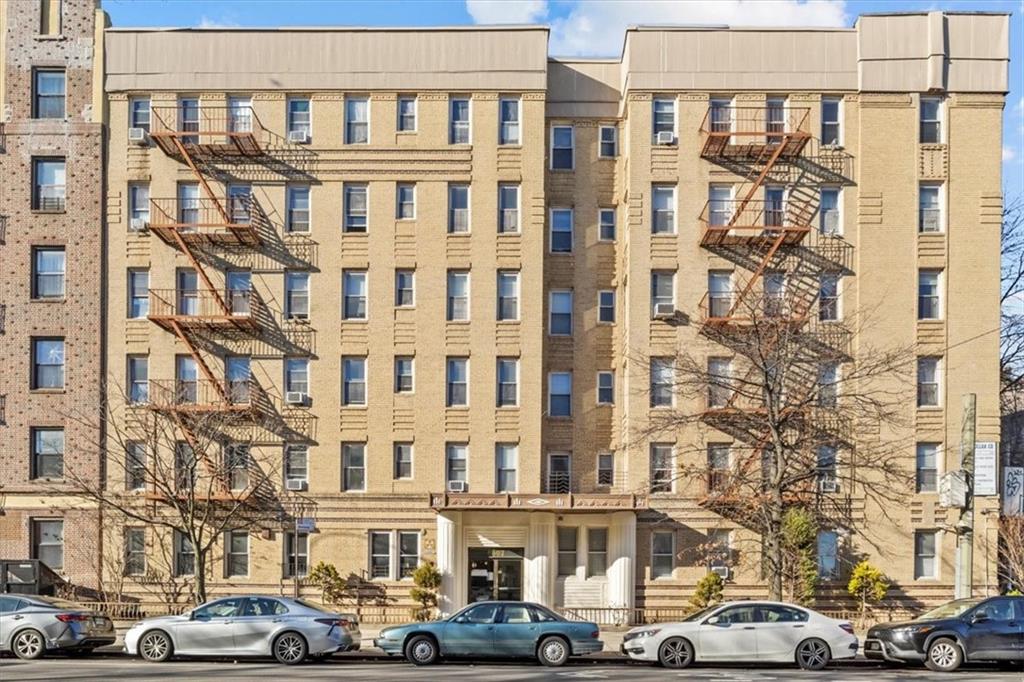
[410,562,442,621]
[690,571,725,610]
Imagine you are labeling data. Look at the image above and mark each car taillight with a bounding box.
[315,618,342,627]
[590,630,600,639]
[838,623,855,635]
[56,613,90,623]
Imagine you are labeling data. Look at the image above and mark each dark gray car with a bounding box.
[0,594,115,659]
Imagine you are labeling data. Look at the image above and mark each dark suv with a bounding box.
[864,596,1023,672]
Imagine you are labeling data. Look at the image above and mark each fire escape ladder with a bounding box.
[168,319,227,403]
[727,232,787,318]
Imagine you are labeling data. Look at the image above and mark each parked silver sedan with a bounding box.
[0,594,116,659]
[124,595,360,664]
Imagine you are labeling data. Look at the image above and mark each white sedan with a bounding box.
[621,601,858,670]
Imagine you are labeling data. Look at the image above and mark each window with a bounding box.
[820,188,840,235]
[224,531,249,577]
[818,361,839,408]
[914,531,937,579]
[394,443,413,480]
[597,371,614,405]
[599,125,617,157]
[344,184,368,232]
[708,358,732,408]
[342,443,366,491]
[342,270,367,320]
[550,208,573,253]
[710,97,733,132]
[124,528,146,576]
[920,97,942,143]
[174,530,194,576]
[175,355,198,404]
[225,443,250,490]
[284,358,309,395]
[708,529,732,569]
[227,354,253,403]
[918,270,941,320]
[287,97,311,138]
[708,185,732,226]
[33,69,65,119]
[32,338,64,389]
[597,453,614,486]
[284,531,309,578]
[447,271,469,321]
[817,530,839,579]
[497,271,519,321]
[821,97,841,145]
[652,532,675,579]
[30,427,63,479]
[549,290,573,336]
[650,358,674,408]
[126,270,149,319]
[286,186,310,232]
[651,271,675,317]
[395,357,414,393]
[369,531,391,579]
[130,97,151,132]
[593,209,614,244]
[448,184,470,233]
[653,98,676,139]
[284,272,309,320]
[498,184,519,233]
[919,185,942,232]
[596,290,615,324]
[447,358,468,407]
[395,270,415,307]
[587,528,608,577]
[708,271,732,318]
[128,355,148,404]
[917,443,939,493]
[31,247,64,299]
[708,444,731,492]
[652,185,676,234]
[227,96,252,133]
[33,520,63,570]
[446,443,468,489]
[548,372,572,417]
[449,97,471,144]
[650,444,673,493]
[549,125,574,170]
[33,158,65,211]
[819,273,839,321]
[396,183,415,220]
[817,445,837,491]
[285,444,308,487]
[496,358,518,407]
[129,183,150,227]
[178,97,199,143]
[399,531,420,578]
[764,186,786,228]
[175,441,196,490]
[495,444,518,492]
[397,96,416,132]
[345,96,369,144]
[343,357,367,406]
[917,357,940,407]
[557,527,577,576]
[499,97,520,145]
[126,442,146,490]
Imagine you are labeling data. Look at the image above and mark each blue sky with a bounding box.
[102,0,1022,196]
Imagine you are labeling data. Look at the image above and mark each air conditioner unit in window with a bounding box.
[287,130,310,144]
[822,211,839,234]
[128,127,149,144]
[653,302,676,318]
[447,480,468,493]
[655,131,676,145]
[818,478,839,493]
[710,565,731,580]
[285,391,307,406]
[285,479,307,491]
[130,218,147,231]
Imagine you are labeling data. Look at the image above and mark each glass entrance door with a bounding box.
[468,548,524,603]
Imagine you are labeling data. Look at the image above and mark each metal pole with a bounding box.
[293,510,300,599]
[955,393,976,599]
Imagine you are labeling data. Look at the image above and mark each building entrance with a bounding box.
[468,547,523,602]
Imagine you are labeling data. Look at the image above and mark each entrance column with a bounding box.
[525,512,556,606]
[607,511,636,611]
[436,511,464,616]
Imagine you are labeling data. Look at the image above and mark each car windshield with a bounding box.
[917,599,984,620]
[683,605,720,622]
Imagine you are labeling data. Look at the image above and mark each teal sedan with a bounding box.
[374,601,603,667]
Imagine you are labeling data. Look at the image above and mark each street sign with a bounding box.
[939,470,967,508]
[1005,467,1024,516]
[296,517,316,533]
[974,442,998,496]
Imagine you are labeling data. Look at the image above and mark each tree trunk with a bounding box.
[766,496,784,601]
[194,549,208,605]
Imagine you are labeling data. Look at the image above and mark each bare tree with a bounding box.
[55,381,310,604]
[1001,197,1024,404]
[998,516,1024,593]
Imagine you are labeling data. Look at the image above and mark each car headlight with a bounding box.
[379,628,395,639]
[129,621,143,629]
[625,628,661,641]
[893,625,934,638]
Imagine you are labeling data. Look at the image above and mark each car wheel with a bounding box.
[537,636,570,667]
[138,630,173,663]
[273,632,308,665]
[925,638,963,672]
[12,629,46,660]
[658,636,694,669]
[405,634,439,665]
[795,638,831,671]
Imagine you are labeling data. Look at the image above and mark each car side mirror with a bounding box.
[971,612,990,624]
[453,616,467,624]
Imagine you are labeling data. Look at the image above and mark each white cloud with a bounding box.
[197,15,239,29]
[1005,146,1018,162]
[465,0,548,24]
[547,0,849,56]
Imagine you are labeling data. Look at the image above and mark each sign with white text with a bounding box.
[974,442,998,496]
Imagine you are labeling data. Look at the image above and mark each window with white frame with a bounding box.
[587,528,608,577]
[31,427,63,479]
[450,97,470,143]
[707,443,731,492]
[653,97,676,139]
[917,357,940,407]
[399,531,420,578]
[395,270,415,307]
[287,97,311,138]
[598,290,615,323]
[128,355,148,404]
[708,184,732,226]
[497,270,519,321]
[914,531,937,579]
[548,372,572,417]
[599,125,617,157]
[32,247,64,299]
[126,442,146,491]
[395,357,414,394]
[599,207,616,241]
[342,270,367,320]
[447,358,468,407]
[495,444,518,493]
[708,357,732,408]
[174,529,194,576]
[226,531,249,577]
[284,358,309,395]
[396,183,415,220]
[124,528,146,576]
[708,529,732,569]
[550,125,574,170]
[447,270,469,321]
[130,97,151,132]
[820,188,840,235]
[128,269,149,319]
[285,272,309,319]
[397,96,416,132]
[344,184,368,232]
[446,443,468,488]
[818,361,839,407]
[286,185,310,232]
[819,273,840,321]
[650,444,674,493]
[652,185,676,234]
[549,290,573,336]
[821,97,841,145]
[557,527,577,576]
[342,357,367,406]
[817,445,837,491]
[597,453,614,486]
[394,443,414,480]
[31,337,64,389]
[284,531,309,577]
[651,271,675,317]
[129,183,150,227]
[285,444,308,487]
[651,531,675,579]
[499,97,520,145]
[498,184,519,233]
[920,97,942,143]
[710,97,733,132]
[708,270,732,318]
[817,530,839,579]
[448,184,470,233]
[918,270,941,320]
[597,371,614,405]
[33,520,64,570]
[550,208,573,252]
[342,443,366,492]
[916,442,939,493]
[650,358,674,408]
[497,358,518,407]
[919,184,942,233]
[345,96,369,144]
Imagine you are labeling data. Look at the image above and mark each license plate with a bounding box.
[92,617,108,628]
[866,641,879,650]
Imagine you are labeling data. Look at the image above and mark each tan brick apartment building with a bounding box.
[1,4,1009,615]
